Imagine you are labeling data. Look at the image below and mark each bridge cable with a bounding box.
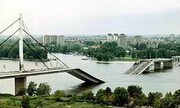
[23,40,49,69]
[23,29,68,68]
[7,39,19,59]
[22,21,55,68]
[0,28,20,48]
[0,18,19,35]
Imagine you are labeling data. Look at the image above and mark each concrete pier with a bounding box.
[15,77,26,95]
[163,60,173,69]
[154,62,161,70]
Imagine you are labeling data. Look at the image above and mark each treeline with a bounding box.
[131,43,180,59]
[0,43,47,60]
[48,41,126,61]
[9,82,180,108]
[48,41,180,61]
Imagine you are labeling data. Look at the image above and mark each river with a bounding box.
[0,53,180,95]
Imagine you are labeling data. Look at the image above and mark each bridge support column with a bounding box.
[15,77,27,95]
[154,62,161,70]
[163,61,173,69]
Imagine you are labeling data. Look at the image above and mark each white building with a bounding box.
[43,35,65,45]
[117,33,127,48]
[106,33,114,42]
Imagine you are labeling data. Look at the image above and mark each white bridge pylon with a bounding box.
[0,13,68,72]
[19,13,24,72]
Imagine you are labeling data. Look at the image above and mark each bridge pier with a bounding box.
[15,77,27,95]
[163,60,173,69]
[154,62,161,70]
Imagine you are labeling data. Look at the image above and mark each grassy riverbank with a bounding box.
[0,95,105,108]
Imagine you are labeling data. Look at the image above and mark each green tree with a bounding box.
[161,92,175,108]
[131,50,136,59]
[127,85,142,98]
[148,92,162,106]
[113,87,129,106]
[96,89,105,103]
[115,47,126,58]
[132,93,148,106]
[173,89,180,106]
[96,53,103,61]
[37,83,51,96]
[27,81,37,96]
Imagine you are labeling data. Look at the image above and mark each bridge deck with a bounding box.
[125,58,172,75]
[0,68,105,84]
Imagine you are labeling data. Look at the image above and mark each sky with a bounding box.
[0,0,180,35]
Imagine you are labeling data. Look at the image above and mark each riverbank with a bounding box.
[91,56,138,63]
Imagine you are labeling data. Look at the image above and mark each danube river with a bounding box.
[0,54,180,95]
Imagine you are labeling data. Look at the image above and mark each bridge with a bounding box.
[0,14,104,95]
[125,58,173,75]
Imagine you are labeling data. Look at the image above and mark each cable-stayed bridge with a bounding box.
[0,14,104,95]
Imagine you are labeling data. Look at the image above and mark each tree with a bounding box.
[21,96,30,108]
[105,87,112,95]
[113,87,129,106]
[82,91,94,100]
[96,89,105,103]
[96,53,103,61]
[127,85,142,98]
[37,83,51,96]
[148,92,162,106]
[173,89,180,106]
[132,93,148,106]
[53,90,66,101]
[146,47,156,58]
[104,87,113,105]
[131,50,136,59]
[115,47,126,58]
[161,92,175,108]
[27,81,37,96]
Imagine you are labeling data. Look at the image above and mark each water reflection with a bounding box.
[67,82,103,94]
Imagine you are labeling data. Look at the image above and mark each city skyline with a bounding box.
[0,0,180,35]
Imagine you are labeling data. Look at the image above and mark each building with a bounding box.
[43,35,51,45]
[117,33,127,48]
[57,35,65,45]
[176,35,180,43]
[169,34,175,42]
[43,35,65,45]
[133,35,142,45]
[106,33,114,42]
[145,39,158,48]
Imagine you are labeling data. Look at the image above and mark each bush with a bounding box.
[21,96,30,108]
[53,90,66,101]
[16,88,26,96]
[82,91,94,100]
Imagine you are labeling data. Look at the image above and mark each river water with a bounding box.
[0,53,180,95]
